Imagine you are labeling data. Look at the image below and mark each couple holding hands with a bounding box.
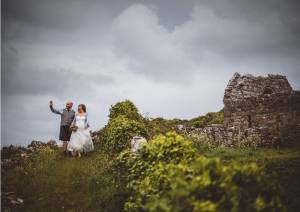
[49,100,94,157]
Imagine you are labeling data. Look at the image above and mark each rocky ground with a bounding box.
[1,140,57,169]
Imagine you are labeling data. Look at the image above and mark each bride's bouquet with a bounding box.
[69,125,78,132]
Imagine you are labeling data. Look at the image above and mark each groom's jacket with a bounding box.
[50,105,75,126]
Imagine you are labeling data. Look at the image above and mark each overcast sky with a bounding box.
[2,0,300,146]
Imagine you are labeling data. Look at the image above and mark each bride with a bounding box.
[68,104,94,157]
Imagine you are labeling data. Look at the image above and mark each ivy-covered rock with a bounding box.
[113,132,284,212]
[113,132,196,183]
[102,115,148,153]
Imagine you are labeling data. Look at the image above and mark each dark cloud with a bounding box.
[199,0,300,47]
[200,0,300,22]
[2,0,93,30]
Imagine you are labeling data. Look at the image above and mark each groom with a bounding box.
[49,100,75,154]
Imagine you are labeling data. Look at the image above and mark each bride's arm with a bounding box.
[85,114,90,129]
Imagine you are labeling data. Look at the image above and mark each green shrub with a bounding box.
[186,109,224,128]
[108,100,143,122]
[111,149,138,185]
[125,157,284,212]
[144,118,187,138]
[100,100,149,153]
[102,115,148,153]
[138,132,196,165]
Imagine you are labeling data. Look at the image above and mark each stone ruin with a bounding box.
[183,73,300,147]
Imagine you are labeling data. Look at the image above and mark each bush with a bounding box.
[138,132,196,165]
[125,157,284,212]
[186,109,224,128]
[113,132,284,212]
[102,115,148,153]
[108,100,143,122]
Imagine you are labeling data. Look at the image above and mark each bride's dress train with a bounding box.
[68,115,94,153]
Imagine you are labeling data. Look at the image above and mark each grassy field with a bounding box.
[2,143,300,211]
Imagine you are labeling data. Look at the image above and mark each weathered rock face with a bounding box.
[131,136,147,152]
[223,73,300,145]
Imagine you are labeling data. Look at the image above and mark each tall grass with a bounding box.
[2,145,126,211]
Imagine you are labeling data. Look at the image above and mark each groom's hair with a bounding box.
[79,104,86,112]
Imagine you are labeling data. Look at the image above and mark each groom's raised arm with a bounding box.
[49,100,62,115]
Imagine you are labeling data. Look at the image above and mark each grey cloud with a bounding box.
[2,95,62,146]
[203,0,300,44]
[111,2,300,83]
[2,44,113,96]
[111,4,197,82]
[3,67,113,96]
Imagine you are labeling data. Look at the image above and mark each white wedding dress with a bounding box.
[67,115,94,153]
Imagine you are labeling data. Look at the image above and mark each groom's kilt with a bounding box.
[59,125,72,141]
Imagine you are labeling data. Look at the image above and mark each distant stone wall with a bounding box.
[180,124,277,147]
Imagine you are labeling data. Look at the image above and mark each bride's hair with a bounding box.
[78,104,86,112]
